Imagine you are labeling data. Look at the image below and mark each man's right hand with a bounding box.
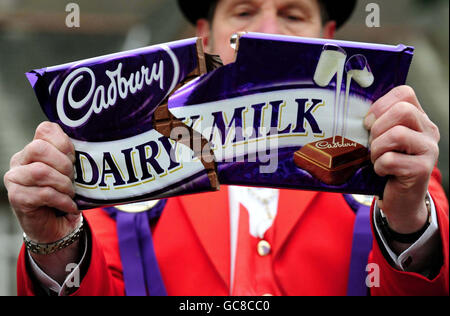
[3,121,80,245]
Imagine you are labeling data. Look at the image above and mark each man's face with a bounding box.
[197,0,336,64]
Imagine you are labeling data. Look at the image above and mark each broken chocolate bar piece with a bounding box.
[294,136,369,186]
[152,38,220,190]
[153,102,219,190]
[205,53,224,72]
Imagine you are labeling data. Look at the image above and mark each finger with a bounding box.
[370,102,425,142]
[365,86,423,130]
[9,150,23,168]
[10,122,74,168]
[34,122,75,162]
[16,139,74,178]
[370,125,433,163]
[373,151,431,182]
[7,183,79,215]
[5,162,75,198]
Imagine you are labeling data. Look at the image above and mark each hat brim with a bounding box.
[177,0,357,29]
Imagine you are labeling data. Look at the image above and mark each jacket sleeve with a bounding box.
[17,209,125,296]
[369,167,449,296]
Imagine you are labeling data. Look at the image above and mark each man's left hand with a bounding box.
[364,85,440,235]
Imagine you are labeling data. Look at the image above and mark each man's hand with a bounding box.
[4,121,80,243]
[364,85,440,236]
[3,122,81,283]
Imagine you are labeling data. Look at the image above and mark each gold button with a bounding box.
[257,240,271,256]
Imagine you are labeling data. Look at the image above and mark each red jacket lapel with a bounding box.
[273,189,319,258]
[178,186,231,290]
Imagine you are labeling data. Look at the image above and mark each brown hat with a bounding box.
[177,0,357,29]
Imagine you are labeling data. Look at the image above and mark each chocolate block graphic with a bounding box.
[294,136,369,185]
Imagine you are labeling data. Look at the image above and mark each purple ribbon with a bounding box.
[344,195,373,296]
[106,200,167,296]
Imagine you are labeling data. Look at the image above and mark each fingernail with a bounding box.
[66,213,80,223]
[364,113,376,130]
[68,166,75,182]
[68,152,76,164]
[72,200,79,212]
[69,186,76,199]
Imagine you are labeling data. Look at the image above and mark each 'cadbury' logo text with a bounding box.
[56,45,180,128]
[315,141,357,149]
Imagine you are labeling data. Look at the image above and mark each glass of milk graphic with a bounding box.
[313,44,347,144]
[345,54,374,88]
[342,54,375,144]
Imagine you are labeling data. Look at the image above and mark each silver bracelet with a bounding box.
[23,216,84,255]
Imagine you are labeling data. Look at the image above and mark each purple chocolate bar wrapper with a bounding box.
[168,33,415,196]
[27,38,215,209]
[26,33,415,209]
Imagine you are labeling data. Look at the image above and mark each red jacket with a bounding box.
[17,168,449,296]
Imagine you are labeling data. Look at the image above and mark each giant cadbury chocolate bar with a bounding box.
[26,33,414,209]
